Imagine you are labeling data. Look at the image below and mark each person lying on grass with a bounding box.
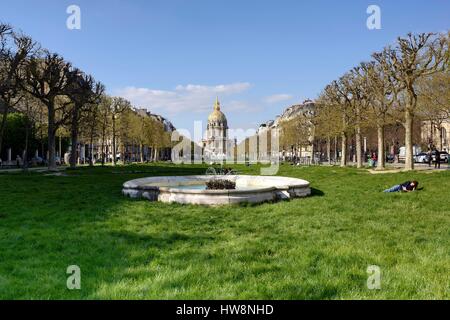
[383,181,419,193]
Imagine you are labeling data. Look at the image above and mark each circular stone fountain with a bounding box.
[122,175,311,205]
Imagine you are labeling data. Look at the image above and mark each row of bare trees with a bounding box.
[0,22,173,170]
[88,96,171,166]
[118,108,171,163]
[0,24,36,160]
[310,31,448,171]
[0,23,106,170]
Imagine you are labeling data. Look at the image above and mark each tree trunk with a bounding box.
[0,97,12,158]
[112,115,116,166]
[430,121,434,147]
[376,124,385,170]
[340,132,347,167]
[0,109,8,157]
[40,120,44,160]
[47,127,57,170]
[69,106,80,169]
[23,116,29,171]
[153,146,158,162]
[404,109,414,171]
[89,134,94,167]
[101,129,106,166]
[140,143,144,163]
[292,146,295,161]
[334,136,338,162]
[47,102,57,171]
[437,124,443,150]
[327,136,331,165]
[355,126,362,169]
[59,135,62,159]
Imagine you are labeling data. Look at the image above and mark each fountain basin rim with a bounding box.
[123,175,310,188]
[159,186,277,194]
[122,175,311,205]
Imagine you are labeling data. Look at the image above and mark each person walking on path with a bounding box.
[16,155,21,168]
[427,149,432,167]
[434,148,441,169]
[371,152,377,168]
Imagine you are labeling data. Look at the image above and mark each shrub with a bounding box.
[205,179,236,190]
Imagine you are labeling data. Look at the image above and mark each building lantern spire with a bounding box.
[214,96,220,110]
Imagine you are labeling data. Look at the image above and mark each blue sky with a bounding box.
[1,0,449,135]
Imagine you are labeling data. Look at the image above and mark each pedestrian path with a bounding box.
[0,166,67,174]
[367,164,449,174]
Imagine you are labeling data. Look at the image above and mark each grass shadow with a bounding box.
[310,187,325,197]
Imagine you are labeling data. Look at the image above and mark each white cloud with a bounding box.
[263,94,293,104]
[115,82,252,115]
[225,100,260,112]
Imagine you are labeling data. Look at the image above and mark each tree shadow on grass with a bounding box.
[0,165,330,298]
[235,187,325,208]
[108,230,217,249]
[78,164,210,177]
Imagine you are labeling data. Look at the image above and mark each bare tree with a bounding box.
[97,96,112,166]
[110,97,131,166]
[323,78,354,167]
[14,93,41,170]
[417,70,450,150]
[373,33,448,170]
[358,61,399,169]
[314,97,341,165]
[22,51,76,170]
[280,115,311,162]
[67,71,104,168]
[84,101,100,166]
[0,24,37,157]
[341,70,368,168]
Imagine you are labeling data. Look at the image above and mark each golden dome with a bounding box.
[208,97,227,124]
[208,110,227,122]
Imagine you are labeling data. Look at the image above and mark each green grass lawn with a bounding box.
[0,163,449,299]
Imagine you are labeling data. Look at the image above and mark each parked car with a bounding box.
[398,146,406,162]
[414,152,430,163]
[431,151,449,162]
[398,145,422,162]
[443,151,450,162]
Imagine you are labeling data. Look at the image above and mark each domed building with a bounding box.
[203,97,228,160]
